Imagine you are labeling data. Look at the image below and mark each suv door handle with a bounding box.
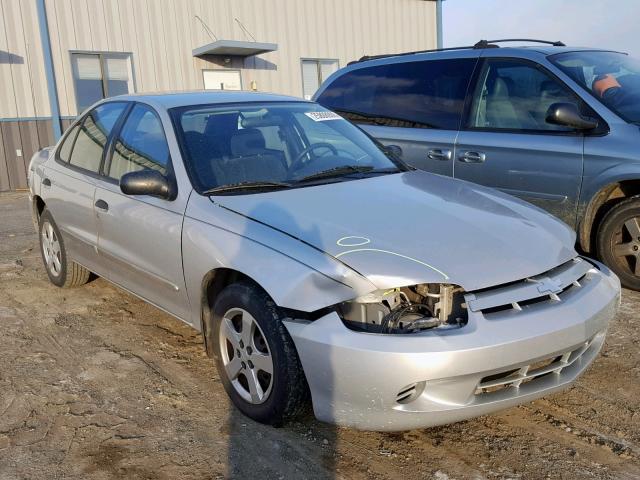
[95,199,109,212]
[427,149,452,161]
[42,178,51,187]
[458,151,486,163]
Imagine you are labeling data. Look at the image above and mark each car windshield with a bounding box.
[550,51,640,124]
[171,102,403,194]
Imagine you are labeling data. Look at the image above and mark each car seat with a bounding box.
[226,129,288,183]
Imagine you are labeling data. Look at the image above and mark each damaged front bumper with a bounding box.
[283,258,620,431]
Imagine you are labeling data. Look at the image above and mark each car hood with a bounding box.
[213,171,577,291]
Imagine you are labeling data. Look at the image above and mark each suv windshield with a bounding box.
[551,51,640,124]
[171,102,403,194]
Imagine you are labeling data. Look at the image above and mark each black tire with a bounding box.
[211,282,309,426]
[38,209,91,288]
[597,197,640,291]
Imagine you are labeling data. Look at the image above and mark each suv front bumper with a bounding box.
[284,259,620,431]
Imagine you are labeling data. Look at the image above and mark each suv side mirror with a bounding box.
[384,144,403,158]
[546,102,598,130]
[120,170,175,200]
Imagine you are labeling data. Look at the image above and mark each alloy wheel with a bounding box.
[612,216,640,277]
[218,307,274,404]
[41,221,62,277]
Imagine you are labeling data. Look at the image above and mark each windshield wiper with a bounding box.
[295,165,398,183]
[202,181,293,195]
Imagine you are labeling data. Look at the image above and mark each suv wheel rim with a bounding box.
[612,216,640,277]
[41,221,62,277]
[219,307,273,404]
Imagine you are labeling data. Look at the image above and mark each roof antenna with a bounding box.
[234,18,257,42]
[194,15,217,42]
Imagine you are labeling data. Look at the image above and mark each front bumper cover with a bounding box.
[284,260,620,431]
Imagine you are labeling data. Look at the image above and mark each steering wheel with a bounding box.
[289,142,339,172]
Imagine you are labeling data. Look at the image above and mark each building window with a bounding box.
[71,52,134,112]
[203,69,242,91]
[301,59,339,100]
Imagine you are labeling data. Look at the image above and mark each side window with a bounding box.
[316,58,477,130]
[57,125,80,163]
[68,102,127,173]
[469,60,579,132]
[108,104,169,181]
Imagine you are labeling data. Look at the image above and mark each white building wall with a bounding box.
[1,0,437,118]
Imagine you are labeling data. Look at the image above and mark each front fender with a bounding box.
[578,162,640,251]
[182,195,378,326]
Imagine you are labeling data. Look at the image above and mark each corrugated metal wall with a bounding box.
[0,0,436,190]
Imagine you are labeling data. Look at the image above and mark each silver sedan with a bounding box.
[28,92,621,431]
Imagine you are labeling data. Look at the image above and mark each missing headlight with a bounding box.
[338,284,468,334]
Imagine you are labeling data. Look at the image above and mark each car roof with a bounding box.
[349,45,626,67]
[109,90,307,110]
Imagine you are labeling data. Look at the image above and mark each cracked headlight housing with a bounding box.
[337,284,468,334]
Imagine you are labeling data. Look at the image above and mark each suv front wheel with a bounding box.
[597,197,640,290]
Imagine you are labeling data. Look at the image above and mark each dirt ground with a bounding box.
[0,191,639,480]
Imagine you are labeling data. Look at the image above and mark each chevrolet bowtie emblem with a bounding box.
[535,278,564,295]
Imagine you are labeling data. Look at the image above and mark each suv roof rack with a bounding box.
[474,39,566,48]
[352,38,566,65]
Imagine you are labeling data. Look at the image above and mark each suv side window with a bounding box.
[468,59,579,132]
[68,102,127,172]
[316,58,477,130]
[108,104,170,181]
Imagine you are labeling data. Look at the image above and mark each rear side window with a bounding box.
[57,125,79,163]
[316,58,477,130]
[68,102,127,172]
[108,104,170,181]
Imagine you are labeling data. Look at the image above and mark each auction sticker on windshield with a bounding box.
[305,111,342,122]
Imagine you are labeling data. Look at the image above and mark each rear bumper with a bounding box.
[284,260,620,431]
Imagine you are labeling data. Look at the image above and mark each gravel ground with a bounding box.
[0,191,639,480]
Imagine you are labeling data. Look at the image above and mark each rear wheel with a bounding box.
[212,282,309,426]
[597,197,640,291]
[38,209,91,288]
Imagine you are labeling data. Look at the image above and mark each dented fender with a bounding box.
[182,193,377,327]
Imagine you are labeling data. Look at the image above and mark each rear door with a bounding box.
[42,102,127,269]
[454,58,585,227]
[315,55,478,177]
[93,103,191,320]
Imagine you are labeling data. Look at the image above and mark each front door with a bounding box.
[454,58,585,227]
[94,103,190,320]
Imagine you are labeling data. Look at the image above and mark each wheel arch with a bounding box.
[200,268,265,357]
[579,178,640,254]
[31,195,46,229]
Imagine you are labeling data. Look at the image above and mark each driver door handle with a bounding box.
[427,149,452,161]
[458,151,486,163]
[95,199,109,212]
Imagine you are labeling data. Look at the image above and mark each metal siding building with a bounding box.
[0,0,436,191]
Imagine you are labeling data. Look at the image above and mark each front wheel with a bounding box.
[597,197,640,290]
[212,282,309,426]
[38,209,91,288]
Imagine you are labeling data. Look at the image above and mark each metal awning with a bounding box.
[192,40,277,58]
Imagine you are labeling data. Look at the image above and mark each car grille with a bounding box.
[474,334,597,395]
[465,257,595,319]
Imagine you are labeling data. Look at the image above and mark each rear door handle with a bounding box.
[95,199,109,212]
[427,149,452,161]
[42,178,51,187]
[458,151,486,163]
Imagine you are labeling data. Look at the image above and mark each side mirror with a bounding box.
[546,102,598,130]
[120,170,175,200]
[385,144,403,158]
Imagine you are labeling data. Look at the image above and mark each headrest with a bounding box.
[230,129,267,157]
[491,77,511,98]
[204,112,239,136]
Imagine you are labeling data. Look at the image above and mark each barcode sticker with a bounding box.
[305,111,342,122]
